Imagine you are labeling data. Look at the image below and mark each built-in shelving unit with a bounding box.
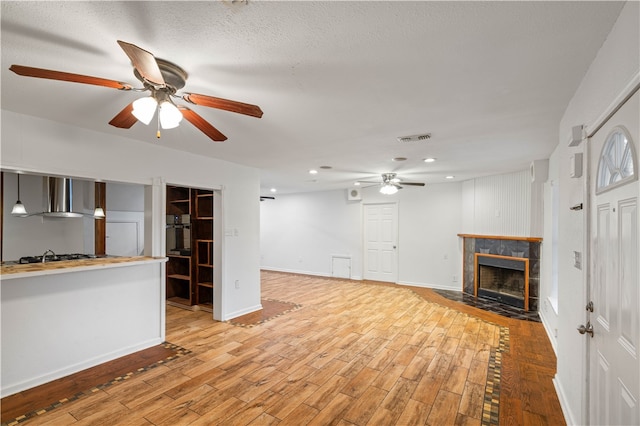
[193,190,214,312]
[165,185,215,312]
[166,186,192,308]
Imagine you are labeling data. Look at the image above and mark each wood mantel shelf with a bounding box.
[457,234,543,242]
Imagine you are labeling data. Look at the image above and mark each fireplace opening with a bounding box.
[476,255,528,310]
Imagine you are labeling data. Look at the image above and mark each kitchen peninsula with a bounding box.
[1,256,167,397]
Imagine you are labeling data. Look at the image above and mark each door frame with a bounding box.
[584,83,640,424]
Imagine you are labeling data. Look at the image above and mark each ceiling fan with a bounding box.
[358,173,425,195]
[9,40,263,142]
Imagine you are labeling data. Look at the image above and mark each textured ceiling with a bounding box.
[1,1,625,194]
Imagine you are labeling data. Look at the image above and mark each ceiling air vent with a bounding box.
[397,133,432,143]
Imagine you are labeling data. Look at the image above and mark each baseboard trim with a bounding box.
[397,280,462,291]
[538,310,558,356]
[1,338,163,398]
[223,303,263,321]
[552,375,575,426]
[260,266,331,278]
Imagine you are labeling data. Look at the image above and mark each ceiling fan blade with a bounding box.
[108,102,137,128]
[401,182,426,186]
[117,40,165,87]
[182,93,263,118]
[178,106,227,142]
[9,65,133,90]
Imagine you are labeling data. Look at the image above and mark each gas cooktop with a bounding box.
[19,253,97,264]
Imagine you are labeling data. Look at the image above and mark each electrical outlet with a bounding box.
[443,254,448,260]
[452,275,457,282]
[235,280,240,289]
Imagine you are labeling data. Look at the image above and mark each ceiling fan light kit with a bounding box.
[9,40,263,142]
[380,184,399,195]
[356,172,426,195]
[132,96,158,125]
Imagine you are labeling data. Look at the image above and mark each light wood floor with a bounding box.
[3,271,564,425]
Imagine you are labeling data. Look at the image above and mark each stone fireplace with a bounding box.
[458,234,541,312]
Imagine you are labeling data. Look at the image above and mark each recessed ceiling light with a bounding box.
[319,166,332,169]
[270,188,277,193]
[354,182,361,186]
[424,157,437,163]
[309,169,318,175]
[445,175,455,179]
[392,157,407,162]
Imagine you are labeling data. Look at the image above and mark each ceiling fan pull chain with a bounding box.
[156,112,161,139]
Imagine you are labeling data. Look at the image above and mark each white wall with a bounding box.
[549,2,639,424]
[260,189,363,278]
[539,148,559,353]
[1,110,262,320]
[261,181,463,289]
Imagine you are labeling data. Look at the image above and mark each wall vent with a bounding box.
[397,133,431,143]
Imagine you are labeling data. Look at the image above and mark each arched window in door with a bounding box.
[596,126,637,194]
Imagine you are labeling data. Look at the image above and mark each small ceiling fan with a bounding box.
[358,173,425,194]
[9,40,263,142]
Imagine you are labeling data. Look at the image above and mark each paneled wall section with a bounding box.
[462,170,532,237]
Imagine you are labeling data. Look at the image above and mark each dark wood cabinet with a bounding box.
[166,186,215,312]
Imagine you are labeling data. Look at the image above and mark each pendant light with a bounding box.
[11,173,28,216]
[94,182,105,219]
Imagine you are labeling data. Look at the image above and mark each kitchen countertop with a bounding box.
[0,256,167,280]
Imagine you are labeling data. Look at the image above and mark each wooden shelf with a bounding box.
[167,254,190,259]
[166,296,191,307]
[167,274,190,281]
[197,263,213,268]
[198,282,214,288]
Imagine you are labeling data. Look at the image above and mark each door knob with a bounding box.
[577,322,594,337]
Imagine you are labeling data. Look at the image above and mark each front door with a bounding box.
[363,203,398,282]
[588,90,639,425]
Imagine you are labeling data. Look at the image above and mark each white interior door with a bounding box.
[588,90,639,425]
[363,203,398,282]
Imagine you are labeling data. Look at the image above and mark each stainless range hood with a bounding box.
[41,177,84,218]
